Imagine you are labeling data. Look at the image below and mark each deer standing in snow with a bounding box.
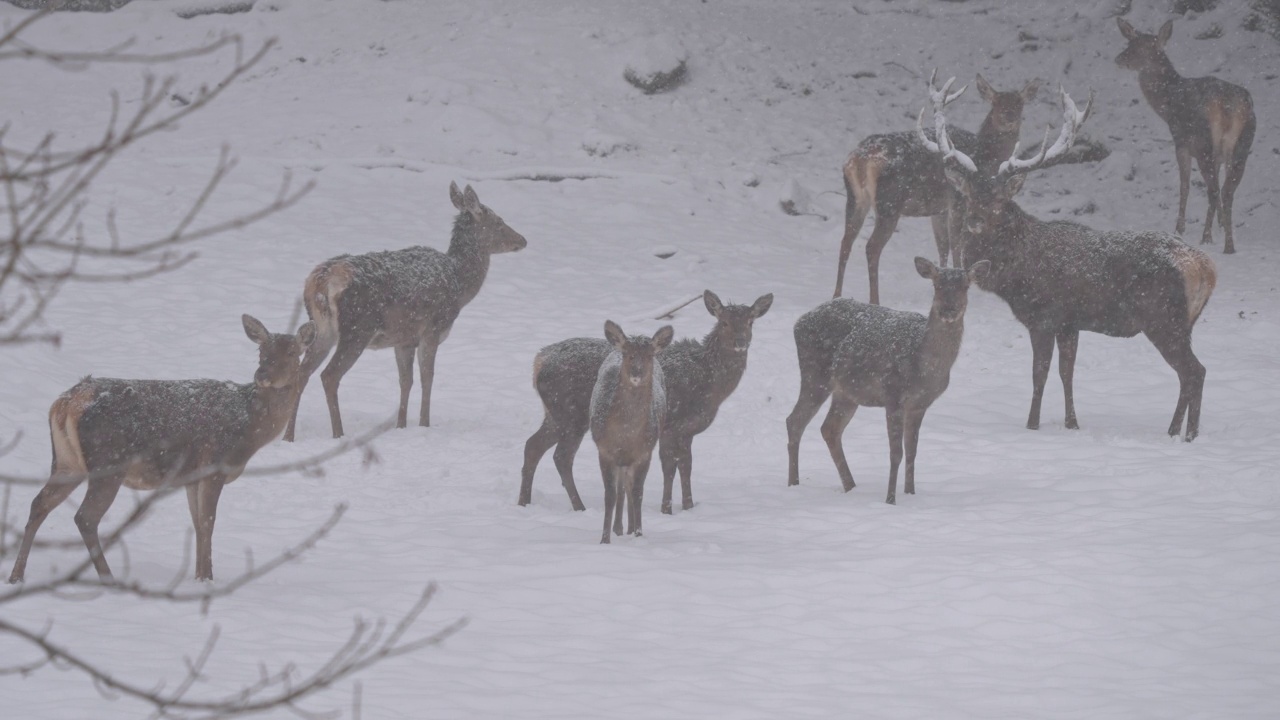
[284,182,526,440]
[8,316,317,583]
[787,257,988,504]
[1116,18,1255,254]
[519,291,771,514]
[835,71,1039,302]
[591,321,672,543]
[926,83,1216,440]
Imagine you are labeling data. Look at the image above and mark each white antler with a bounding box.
[916,69,976,173]
[998,86,1094,176]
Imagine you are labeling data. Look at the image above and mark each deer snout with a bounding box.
[505,229,528,252]
[965,217,986,236]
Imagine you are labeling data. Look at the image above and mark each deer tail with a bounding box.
[1179,250,1217,326]
[49,380,95,477]
[302,260,353,344]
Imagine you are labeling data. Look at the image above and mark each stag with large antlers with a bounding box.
[835,70,1039,303]
[1116,19,1255,254]
[922,86,1216,441]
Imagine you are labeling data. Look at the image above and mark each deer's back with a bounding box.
[851,128,977,214]
[322,247,462,347]
[62,377,258,489]
[1157,75,1254,148]
[794,299,878,384]
[830,305,927,406]
[534,337,613,430]
[994,220,1213,337]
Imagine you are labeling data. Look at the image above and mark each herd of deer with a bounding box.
[5,19,1256,577]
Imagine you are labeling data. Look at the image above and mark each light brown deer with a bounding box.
[285,182,526,440]
[787,257,989,504]
[927,85,1216,441]
[835,71,1039,303]
[1116,18,1255,254]
[590,321,672,544]
[7,315,317,583]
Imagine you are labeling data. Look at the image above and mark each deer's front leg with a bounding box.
[191,476,226,581]
[1026,329,1056,430]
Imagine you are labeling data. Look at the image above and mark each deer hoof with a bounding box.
[1065,418,1079,430]
[661,505,672,515]
[682,499,694,511]
[885,495,896,505]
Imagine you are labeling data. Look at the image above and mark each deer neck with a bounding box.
[446,215,492,308]
[973,116,1018,172]
[918,310,964,377]
[978,203,1035,290]
[700,329,749,402]
[1136,55,1184,123]
[245,382,300,451]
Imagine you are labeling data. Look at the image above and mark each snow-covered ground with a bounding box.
[2,0,1278,717]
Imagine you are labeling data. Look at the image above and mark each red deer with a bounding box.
[519,291,771,514]
[284,182,526,440]
[928,85,1216,441]
[787,257,988,504]
[7,315,317,583]
[835,71,1039,302]
[1116,18,1255,254]
[590,321,672,544]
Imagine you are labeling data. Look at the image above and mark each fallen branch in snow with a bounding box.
[654,294,704,320]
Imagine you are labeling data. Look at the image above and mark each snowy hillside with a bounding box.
[2,0,1278,717]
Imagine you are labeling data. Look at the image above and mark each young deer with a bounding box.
[7,316,317,583]
[284,182,526,441]
[787,257,989,504]
[928,85,1216,441]
[1116,18,1255,254]
[518,291,772,514]
[835,71,1038,302]
[591,321,672,544]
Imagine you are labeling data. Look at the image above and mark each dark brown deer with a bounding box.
[591,321,672,544]
[929,85,1216,441]
[518,291,772,514]
[1116,18,1255,254]
[787,257,989,504]
[835,71,1039,302]
[284,182,526,440]
[7,315,317,583]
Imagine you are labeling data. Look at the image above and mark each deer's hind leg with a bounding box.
[552,425,588,511]
[519,415,557,507]
[864,208,903,306]
[7,470,84,583]
[1146,326,1206,442]
[75,473,126,581]
[820,392,860,493]
[1195,150,1221,247]
[786,363,832,487]
[1219,118,1254,255]
[320,324,376,439]
[1174,144,1192,237]
[285,327,336,442]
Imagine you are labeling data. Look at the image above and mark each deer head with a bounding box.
[449,181,527,254]
[704,290,773,353]
[604,320,673,387]
[976,74,1041,134]
[1115,18,1174,72]
[242,314,317,389]
[914,257,990,323]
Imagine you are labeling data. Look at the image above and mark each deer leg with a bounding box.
[284,330,335,442]
[552,427,588,511]
[1219,129,1251,255]
[189,476,226,581]
[677,434,694,511]
[7,474,83,583]
[1146,327,1206,442]
[659,434,678,514]
[416,339,439,428]
[599,457,615,544]
[1026,329,1056,431]
[74,474,125,581]
[864,211,901,306]
[1057,330,1080,430]
[819,392,859,492]
[394,345,415,429]
[1196,152,1221,247]
[786,369,831,487]
[834,171,871,299]
[519,416,557,507]
[930,214,949,268]
[612,466,627,538]
[1174,145,1192,237]
[319,328,374,439]
[631,457,652,537]
[903,408,926,497]
[884,403,906,505]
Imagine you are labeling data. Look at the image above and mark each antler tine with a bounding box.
[918,69,976,174]
[999,85,1093,176]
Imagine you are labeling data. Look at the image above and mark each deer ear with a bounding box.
[1020,78,1042,102]
[914,257,939,280]
[1001,173,1027,199]
[750,293,774,319]
[296,321,317,349]
[1157,19,1173,46]
[449,181,464,210]
[967,260,992,283]
[242,314,270,345]
[704,290,724,317]
[1117,17,1137,40]
[652,325,675,351]
[604,320,626,348]
[975,74,995,103]
[943,165,970,194]
[462,185,482,215]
